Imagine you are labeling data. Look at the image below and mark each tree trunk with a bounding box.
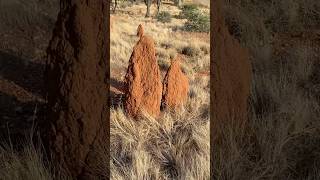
[174,0,182,7]
[156,0,161,16]
[145,0,151,17]
[113,0,118,13]
[43,0,109,179]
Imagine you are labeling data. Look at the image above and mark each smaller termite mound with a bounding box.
[162,55,189,110]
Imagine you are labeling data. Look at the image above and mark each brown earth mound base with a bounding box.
[137,24,144,37]
[211,0,252,130]
[43,1,109,179]
[125,33,162,118]
[162,55,189,110]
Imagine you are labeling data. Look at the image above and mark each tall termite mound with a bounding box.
[43,1,109,178]
[124,25,162,118]
[162,55,189,110]
[211,0,252,131]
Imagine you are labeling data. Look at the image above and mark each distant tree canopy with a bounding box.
[111,0,187,18]
[111,0,143,13]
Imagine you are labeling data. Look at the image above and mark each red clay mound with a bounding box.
[162,55,189,109]
[137,24,144,38]
[124,34,162,118]
[211,0,252,128]
[43,1,109,178]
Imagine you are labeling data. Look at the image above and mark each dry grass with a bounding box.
[0,144,52,180]
[110,99,210,179]
[0,140,63,180]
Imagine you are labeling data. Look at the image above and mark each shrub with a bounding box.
[181,45,200,57]
[156,11,172,23]
[178,4,199,19]
[177,4,210,32]
[184,12,210,32]
[200,45,210,55]
[160,42,173,49]
[158,59,170,71]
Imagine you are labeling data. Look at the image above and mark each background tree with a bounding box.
[113,0,118,13]
[174,0,183,7]
[156,0,161,16]
[145,0,152,17]
[145,0,161,17]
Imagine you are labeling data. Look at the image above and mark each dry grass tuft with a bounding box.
[110,106,210,179]
[0,143,52,180]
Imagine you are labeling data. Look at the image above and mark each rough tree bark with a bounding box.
[43,0,109,179]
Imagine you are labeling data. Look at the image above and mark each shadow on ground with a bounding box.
[0,50,45,97]
[0,50,45,147]
[110,77,125,108]
[0,91,45,147]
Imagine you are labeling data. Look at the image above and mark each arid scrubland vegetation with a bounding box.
[213,0,320,179]
[110,1,210,179]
